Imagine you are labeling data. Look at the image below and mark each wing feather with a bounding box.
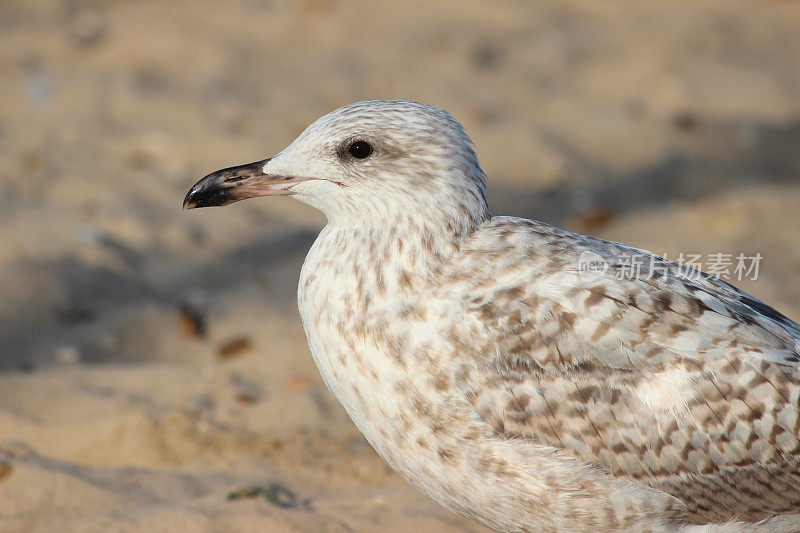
[453,217,800,523]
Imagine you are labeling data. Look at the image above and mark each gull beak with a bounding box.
[183,159,306,209]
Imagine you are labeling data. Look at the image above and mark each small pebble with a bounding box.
[216,337,253,360]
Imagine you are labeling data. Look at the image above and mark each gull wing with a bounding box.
[454,217,800,523]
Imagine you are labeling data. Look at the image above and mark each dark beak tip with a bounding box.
[182,190,198,210]
[183,158,269,210]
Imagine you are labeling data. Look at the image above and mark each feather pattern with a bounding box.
[450,217,800,524]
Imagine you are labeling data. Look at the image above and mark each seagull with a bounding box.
[184,100,800,532]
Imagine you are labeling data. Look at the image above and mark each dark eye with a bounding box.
[348,141,373,159]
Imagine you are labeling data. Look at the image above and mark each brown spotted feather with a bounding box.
[454,217,800,525]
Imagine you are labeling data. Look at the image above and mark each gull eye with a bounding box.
[348,141,373,159]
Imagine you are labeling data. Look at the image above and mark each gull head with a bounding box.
[184,100,490,228]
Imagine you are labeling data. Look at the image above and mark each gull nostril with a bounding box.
[224,175,247,183]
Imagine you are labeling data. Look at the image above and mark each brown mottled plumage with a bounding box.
[185,100,800,532]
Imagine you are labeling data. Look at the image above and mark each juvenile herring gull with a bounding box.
[184,100,800,532]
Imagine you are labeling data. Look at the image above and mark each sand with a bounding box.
[1,0,799,531]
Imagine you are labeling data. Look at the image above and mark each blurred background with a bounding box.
[1,1,799,531]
